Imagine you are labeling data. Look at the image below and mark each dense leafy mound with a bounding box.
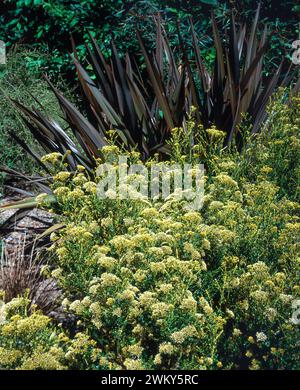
[0,1,298,78]
[0,92,299,370]
[0,48,73,193]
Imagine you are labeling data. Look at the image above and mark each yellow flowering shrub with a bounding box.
[1,92,299,370]
[236,90,300,201]
[0,295,66,370]
[0,294,102,370]
[48,194,225,369]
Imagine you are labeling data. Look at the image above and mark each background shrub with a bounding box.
[0,47,75,196]
[1,1,298,80]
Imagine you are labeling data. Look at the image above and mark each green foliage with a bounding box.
[0,1,298,80]
[236,90,300,201]
[0,0,128,76]
[0,47,76,196]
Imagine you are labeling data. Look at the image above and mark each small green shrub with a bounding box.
[235,90,300,201]
[0,47,75,195]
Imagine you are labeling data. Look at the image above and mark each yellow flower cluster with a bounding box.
[41,152,63,165]
[0,297,101,370]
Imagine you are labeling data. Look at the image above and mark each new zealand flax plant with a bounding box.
[1,4,299,233]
